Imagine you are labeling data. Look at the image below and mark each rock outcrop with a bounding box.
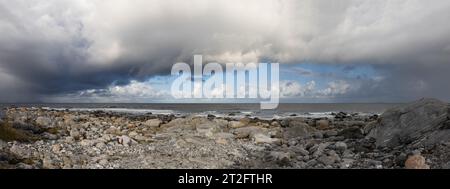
[368,98,450,147]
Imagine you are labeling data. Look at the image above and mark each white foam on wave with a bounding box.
[42,107,175,115]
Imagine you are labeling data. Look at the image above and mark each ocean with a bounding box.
[0,103,402,120]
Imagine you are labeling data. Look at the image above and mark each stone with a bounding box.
[363,121,378,135]
[369,98,450,147]
[228,121,246,128]
[10,143,32,159]
[340,158,355,168]
[16,163,34,169]
[43,156,56,169]
[253,133,280,144]
[69,129,81,140]
[269,151,292,161]
[196,123,219,137]
[405,154,430,169]
[292,146,309,156]
[323,130,338,138]
[317,155,337,166]
[99,159,108,165]
[36,116,52,127]
[80,139,95,147]
[0,139,6,150]
[338,127,364,139]
[128,131,138,138]
[335,142,347,152]
[144,119,161,128]
[282,122,316,139]
[316,120,330,130]
[117,135,135,146]
[51,144,61,153]
[311,143,329,158]
[233,126,265,138]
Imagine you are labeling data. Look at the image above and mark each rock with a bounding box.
[128,131,139,138]
[316,120,330,130]
[0,139,6,150]
[43,155,56,169]
[317,155,337,166]
[363,121,378,135]
[269,151,292,162]
[214,132,235,140]
[16,163,34,169]
[228,121,246,128]
[311,143,330,158]
[369,98,450,147]
[117,135,135,146]
[51,144,61,153]
[69,129,81,140]
[284,118,306,127]
[99,158,108,166]
[334,112,349,119]
[10,143,31,159]
[323,130,338,138]
[233,126,265,138]
[313,132,323,139]
[196,123,219,137]
[144,119,161,128]
[340,158,355,168]
[405,154,430,169]
[42,132,58,140]
[80,139,95,147]
[338,127,364,139]
[253,133,280,144]
[36,116,52,127]
[283,122,316,139]
[292,146,309,156]
[335,142,347,152]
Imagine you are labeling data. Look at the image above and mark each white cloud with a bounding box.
[280,80,316,97]
[319,80,351,96]
[50,80,169,102]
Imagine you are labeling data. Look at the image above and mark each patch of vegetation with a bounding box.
[0,120,37,142]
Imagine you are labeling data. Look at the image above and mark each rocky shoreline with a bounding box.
[1,98,449,169]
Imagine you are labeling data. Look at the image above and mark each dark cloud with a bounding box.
[1,0,450,102]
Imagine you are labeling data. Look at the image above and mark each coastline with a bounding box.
[1,99,449,169]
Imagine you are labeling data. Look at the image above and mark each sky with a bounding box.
[1,0,450,103]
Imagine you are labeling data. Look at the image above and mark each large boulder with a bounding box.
[368,98,450,147]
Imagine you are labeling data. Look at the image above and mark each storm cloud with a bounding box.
[1,0,450,102]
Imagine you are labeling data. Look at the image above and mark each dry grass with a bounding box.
[0,121,35,142]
